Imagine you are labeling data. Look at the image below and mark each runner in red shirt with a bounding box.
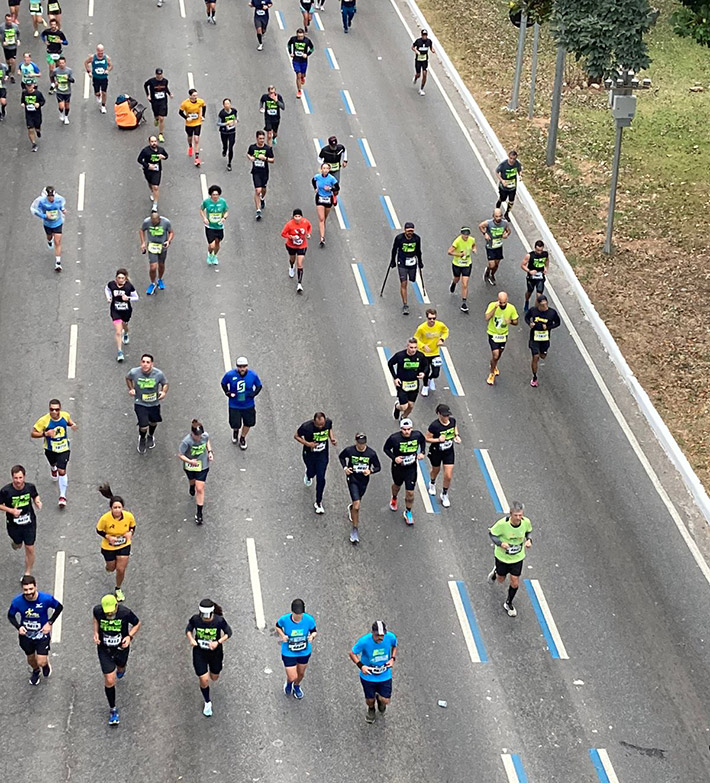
[281,208,312,294]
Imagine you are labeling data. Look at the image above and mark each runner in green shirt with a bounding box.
[200,185,229,265]
[485,291,518,386]
[487,500,532,617]
[447,226,476,313]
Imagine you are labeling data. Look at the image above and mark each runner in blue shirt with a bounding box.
[220,356,262,450]
[31,185,65,271]
[275,598,317,699]
[311,162,339,247]
[7,574,63,686]
[349,620,398,723]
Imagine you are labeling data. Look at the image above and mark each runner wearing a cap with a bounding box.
[317,136,347,184]
[93,594,140,726]
[411,29,434,96]
[295,412,337,515]
[96,483,136,603]
[186,599,232,717]
[338,434,381,543]
[387,337,427,420]
[524,294,560,387]
[425,404,460,507]
[178,419,214,525]
[281,208,312,293]
[276,598,317,699]
[414,308,448,397]
[383,419,426,526]
[143,68,172,143]
[389,222,423,316]
[448,226,476,312]
[479,208,511,285]
[349,621,398,723]
[312,162,339,247]
[220,357,263,450]
[485,291,518,386]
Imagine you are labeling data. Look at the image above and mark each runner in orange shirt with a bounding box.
[280,208,312,294]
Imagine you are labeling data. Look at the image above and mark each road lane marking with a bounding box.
[187,71,195,91]
[67,324,78,380]
[440,347,465,396]
[313,137,322,157]
[276,9,284,28]
[179,0,186,17]
[325,47,339,69]
[524,579,569,659]
[313,12,324,30]
[83,72,90,100]
[377,347,396,397]
[357,137,377,167]
[53,550,65,643]
[340,89,356,114]
[501,754,528,783]
[218,317,231,373]
[199,173,208,200]
[334,199,349,229]
[448,580,488,663]
[301,89,313,114]
[351,263,373,305]
[589,749,620,783]
[474,448,508,513]
[77,172,85,212]
[88,0,94,16]
[417,460,440,514]
[246,538,266,630]
[379,195,400,230]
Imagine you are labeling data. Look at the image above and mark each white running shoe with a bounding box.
[420,385,429,397]
[503,601,517,618]
[440,493,450,508]
[304,471,313,487]
[429,379,436,391]
[289,266,295,278]
[428,482,436,496]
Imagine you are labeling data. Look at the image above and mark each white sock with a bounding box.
[58,475,68,495]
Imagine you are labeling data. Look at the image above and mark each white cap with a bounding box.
[400,418,413,428]
[236,357,248,366]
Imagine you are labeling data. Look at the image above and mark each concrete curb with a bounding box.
[404,0,710,522]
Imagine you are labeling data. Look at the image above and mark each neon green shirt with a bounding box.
[450,235,475,267]
[486,302,518,340]
[489,516,532,563]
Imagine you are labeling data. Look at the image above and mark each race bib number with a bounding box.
[400,454,415,466]
[45,210,58,220]
[369,664,387,675]
[401,380,418,391]
[153,90,165,99]
[26,103,37,111]
[94,67,105,75]
[114,301,128,311]
[148,163,159,171]
[531,271,544,279]
[254,159,265,167]
[15,512,31,525]
[104,633,121,647]
[431,356,442,367]
[291,235,303,245]
[507,543,522,555]
[267,108,277,115]
[142,391,157,403]
[312,442,325,452]
[50,439,69,452]
[491,237,503,249]
[148,242,163,254]
[404,256,417,266]
[210,212,223,223]
[533,330,548,342]
[288,638,307,652]
[30,2,42,12]
[187,112,198,121]
[113,535,127,546]
[417,52,428,61]
[439,440,452,450]
[185,461,202,472]
[24,620,43,639]
[197,639,212,650]
[50,53,60,62]
[490,333,506,343]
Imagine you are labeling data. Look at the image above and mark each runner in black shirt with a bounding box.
[0,465,41,574]
[143,68,172,142]
[105,268,138,363]
[217,98,238,170]
[338,434,381,544]
[251,0,272,49]
[383,419,426,526]
[93,594,140,726]
[387,337,427,421]
[246,130,274,220]
[186,599,232,717]
[21,83,45,151]
[524,294,561,388]
[411,29,434,95]
[136,135,168,206]
[259,85,284,147]
[521,239,549,312]
[390,222,423,315]
[318,136,347,184]
[425,404,460,508]
[295,412,336,515]
[495,150,522,219]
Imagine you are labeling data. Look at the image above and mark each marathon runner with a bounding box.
[220,356,262,449]
[479,208,511,285]
[40,18,66,92]
[21,82,45,152]
[139,211,173,294]
[29,0,47,38]
[314,0,325,8]
[178,419,214,525]
[413,308,448,397]
[204,0,216,24]
[200,184,229,264]
[7,575,62,685]
[179,88,206,165]
[105,268,138,363]
[387,337,427,420]
[312,162,339,247]
[125,354,168,453]
[143,68,172,142]
[51,54,72,123]
[0,61,7,119]
[0,465,42,575]
[84,44,111,113]
[259,85,284,146]
[485,291,518,386]
[447,226,476,312]
[299,0,313,33]
[318,136,347,184]
[287,28,314,98]
[349,621,398,723]
[341,0,356,33]
[217,98,238,170]
[411,29,434,96]
[93,594,140,726]
[521,239,549,312]
[390,221,423,315]
[281,208,312,293]
[488,501,532,617]
[46,0,60,24]
[383,418,426,526]
[251,0,272,50]
[524,294,561,387]
[495,150,522,219]
[425,404,460,508]
[246,131,274,221]
[97,483,136,602]
[276,598,317,699]
[338,433,381,544]
[295,412,337,515]
[137,135,168,207]
[31,185,64,268]
[186,599,233,717]
[18,51,41,89]
[1,14,19,80]
[31,399,77,507]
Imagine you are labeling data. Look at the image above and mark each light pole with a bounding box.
[602,71,651,255]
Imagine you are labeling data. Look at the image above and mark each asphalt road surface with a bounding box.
[1,1,709,782]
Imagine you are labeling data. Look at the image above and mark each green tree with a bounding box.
[672,1,710,47]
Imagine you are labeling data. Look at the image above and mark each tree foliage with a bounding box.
[552,0,656,80]
[509,0,554,25]
[671,1,710,47]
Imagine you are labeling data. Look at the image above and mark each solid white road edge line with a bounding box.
[199,173,208,200]
[440,347,465,396]
[376,347,396,397]
[53,550,66,643]
[246,538,266,630]
[528,578,569,660]
[67,324,78,380]
[77,172,85,212]
[187,71,195,91]
[448,581,482,663]
[479,448,509,511]
[350,263,369,305]
[83,72,90,100]
[218,317,231,374]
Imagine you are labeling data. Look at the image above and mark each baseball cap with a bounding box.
[293,208,303,217]
[155,68,163,74]
[328,135,338,144]
[399,418,413,429]
[404,221,415,229]
[436,403,451,416]
[236,356,248,366]
[421,28,428,35]
[355,433,367,443]
[372,620,387,634]
[198,602,215,615]
[101,594,118,613]
[460,226,471,234]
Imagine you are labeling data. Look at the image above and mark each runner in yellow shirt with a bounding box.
[178,88,206,166]
[31,399,77,508]
[413,308,449,397]
[485,291,518,386]
[447,226,475,313]
[96,484,136,602]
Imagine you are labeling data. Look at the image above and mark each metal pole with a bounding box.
[507,11,527,111]
[545,45,566,166]
[603,122,624,255]
[528,22,540,119]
